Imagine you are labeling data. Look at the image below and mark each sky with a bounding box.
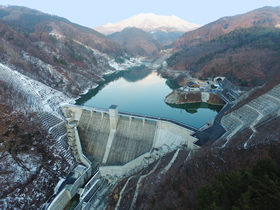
[1,0,279,28]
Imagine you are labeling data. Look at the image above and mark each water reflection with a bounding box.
[75,65,223,128]
[76,65,154,105]
[166,102,223,114]
[122,65,152,82]
[165,78,180,90]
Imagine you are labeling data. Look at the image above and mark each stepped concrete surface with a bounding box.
[267,84,280,100]
[221,84,280,140]
[248,94,280,115]
[37,112,75,166]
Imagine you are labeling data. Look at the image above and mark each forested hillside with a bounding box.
[108,27,162,56]
[173,6,280,51]
[0,82,70,208]
[0,6,125,97]
[168,26,280,86]
[0,6,123,55]
[148,30,184,45]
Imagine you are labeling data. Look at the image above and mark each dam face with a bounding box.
[78,109,156,165]
[62,104,198,176]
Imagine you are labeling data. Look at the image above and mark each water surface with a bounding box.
[76,66,222,128]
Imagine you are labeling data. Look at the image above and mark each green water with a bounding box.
[75,65,223,128]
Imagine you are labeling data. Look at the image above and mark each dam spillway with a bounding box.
[61,104,199,176]
[78,110,111,163]
[78,109,157,165]
[106,116,156,165]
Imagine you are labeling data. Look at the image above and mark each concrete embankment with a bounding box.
[165,90,225,106]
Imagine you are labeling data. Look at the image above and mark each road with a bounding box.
[193,95,233,146]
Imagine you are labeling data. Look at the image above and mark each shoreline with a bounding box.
[166,100,225,106]
[165,90,226,106]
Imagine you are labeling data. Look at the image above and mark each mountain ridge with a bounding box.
[0,5,124,98]
[167,6,280,87]
[172,6,280,51]
[94,13,200,35]
[108,27,162,56]
[0,5,124,56]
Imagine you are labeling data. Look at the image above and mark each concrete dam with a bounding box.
[62,104,199,175]
[46,104,199,209]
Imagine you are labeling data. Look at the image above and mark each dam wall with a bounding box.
[61,104,199,177]
[47,104,199,209]
[106,116,156,165]
[78,110,111,163]
[154,121,198,149]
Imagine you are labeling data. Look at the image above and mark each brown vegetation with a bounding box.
[208,93,226,105]
[108,27,162,56]
[133,141,280,209]
[178,92,202,103]
[0,6,123,56]
[0,101,70,208]
[168,7,280,87]
[0,6,122,97]
[168,26,280,87]
[173,6,280,51]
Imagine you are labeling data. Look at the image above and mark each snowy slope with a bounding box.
[94,13,200,35]
[0,63,72,116]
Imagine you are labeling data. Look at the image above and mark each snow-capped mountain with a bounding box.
[94,13,200,35]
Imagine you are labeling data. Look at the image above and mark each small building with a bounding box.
[187,81,200,91]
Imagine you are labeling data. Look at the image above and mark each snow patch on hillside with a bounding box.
[0,63,73,117]
[109,57,144,71]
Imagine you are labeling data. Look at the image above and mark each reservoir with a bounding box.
[75,65,223,128]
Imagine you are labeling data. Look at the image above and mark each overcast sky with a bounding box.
[1,0,279,28]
